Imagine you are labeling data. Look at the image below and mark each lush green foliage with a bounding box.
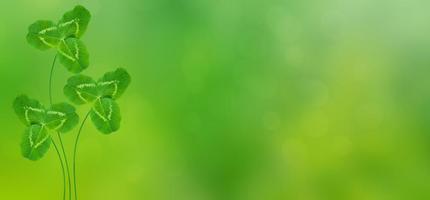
[26,5,91,73]
[16,4,130,159]
[21,124,51,161]
[64,68,131,134]
[57,38,89,73]
[13,6,130,200]
[13,95,79,160]
[58,5,91,38]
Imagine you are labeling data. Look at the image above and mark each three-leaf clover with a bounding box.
[26,5,91,73]
[13,95,79,160]
[64,68,131,134]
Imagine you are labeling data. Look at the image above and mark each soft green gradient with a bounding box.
[2,0,430,199]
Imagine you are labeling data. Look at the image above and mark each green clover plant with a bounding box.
[64,68,131,134]
[14,5,131,200]
[13,95,79,160]
[27,5,90,73]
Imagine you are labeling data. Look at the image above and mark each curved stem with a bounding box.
[58,132,72,200]
[49,54,57,106]
[52,139,66,200]
[48,54,71,200]
[73,110,91,200]
[49,54,72,200]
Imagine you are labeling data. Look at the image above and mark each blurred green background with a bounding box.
[2,0,430,199]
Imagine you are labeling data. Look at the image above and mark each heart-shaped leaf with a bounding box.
[13,95,46,126]
[63,68,130,134]
[98,68,131,99]
[58,5,91,39]
[13,95,79,134]
[45,103,79,133]
[21,124,51,161]
[26,20,61,50]
[27,6,92,74]
[57,38,89,73]
[64,74,98,104]
[90,98,121,134]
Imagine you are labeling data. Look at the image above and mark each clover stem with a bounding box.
[52,139,66,200]
[73,110,91,200]
[58,132,73,200]
[49,54,72,200]
[48,54,57,106]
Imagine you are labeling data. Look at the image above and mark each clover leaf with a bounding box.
[13,95,45,126]
[26,5,91,74]
[64,74,98,105]
[58,5,91,38]
[21,124,52,161]
[64,68,131,103]
[90,98,121,134]
[64,68,131,134]
[21,124,51,161]
[57,38,89,73]
[13,95,79,133]
[45,103,79,133]
[13,95,79,160]
[18,5,130,198]
[98,68,131,99]
[26,20,62,50]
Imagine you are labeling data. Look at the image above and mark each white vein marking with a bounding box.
[107,101,113,120]
[99,81,119,96]
[75,20,80,36]
[53,119,67,131]
[94,99,108,122]
[76,90,88,103]
[58,19,76,28]
[58,48,76,61]
[28,126,35,147]
[25,106,44,112]
[58,18,80,36]
[24,106,44,123]
[94,108,108,121]
[77,83,96,89]
[28,125,49,149]
[58,40,76,61]
[47,111,66,117]
[98,80,119,86]
[34,130,50,148]
[38,36,56,47]
[38,26,57,34]
[74,41,79,59]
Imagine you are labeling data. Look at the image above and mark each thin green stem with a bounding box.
[49,54,57,106]
[49,54,72,200]
[73,110,91,200]
[58,132,72,200]
[52,139,66,200]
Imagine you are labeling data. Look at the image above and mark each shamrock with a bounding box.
[13,95,79,160]
[64,68,131,134]
[26,5,91,73]
[18,5,132,199]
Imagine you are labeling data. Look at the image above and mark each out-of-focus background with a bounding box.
[2,0,430,199]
